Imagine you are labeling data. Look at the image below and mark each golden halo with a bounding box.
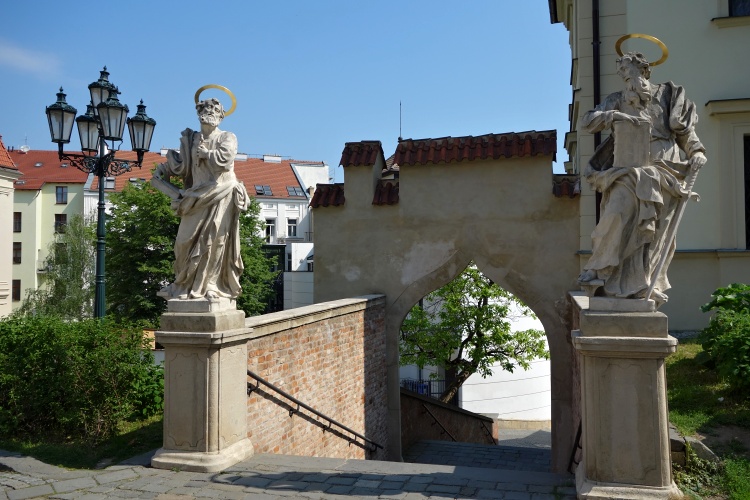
[615,34,669,66]
[194,84,237,117]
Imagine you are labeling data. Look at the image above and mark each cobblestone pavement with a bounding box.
[403,441,551,472]
[0,447,575,500]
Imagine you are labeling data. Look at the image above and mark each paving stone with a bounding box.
[7,484,55,500]
[106,489,142,498]
[300,473,330,483]
[353,479,381,488]
[380,480,405,490]
[52,476,99,493]
[476,489,506,499]
[378,489,407,499]
[323,485,353,495]
[266,479,310,491]
[233,475,272,488]
[349,486,382,496]
[402,493,429,500]
[154,495,196,500]
[426,484,462,494]
[504,492,533,500]
[95,468,140,484]
[324,476,356,486]
[402,482,428,492]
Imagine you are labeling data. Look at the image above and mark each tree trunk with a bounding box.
[438,369,473,404]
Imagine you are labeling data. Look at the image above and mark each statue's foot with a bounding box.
[577,269,598,283]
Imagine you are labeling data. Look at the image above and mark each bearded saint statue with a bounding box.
[577,51,707,304]
[154,97,249,301]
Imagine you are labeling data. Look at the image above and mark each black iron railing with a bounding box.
[421,403,456,441]
[400,378,458,406]
[247,369,383,452]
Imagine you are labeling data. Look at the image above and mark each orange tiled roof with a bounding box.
[0,136,16,171]
[394,130,557,166]
[310,183,345,208]
[10,149,88,190]
[88,151,165,191]
[339,141,384,167]
[234,157,310,199]
[84,152,312,200]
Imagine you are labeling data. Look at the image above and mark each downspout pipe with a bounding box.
[592,0,602,222]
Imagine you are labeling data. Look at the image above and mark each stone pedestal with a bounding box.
[571,294,681,499]
[151,299,254,472]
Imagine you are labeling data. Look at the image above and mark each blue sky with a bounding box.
[0,1,571,181]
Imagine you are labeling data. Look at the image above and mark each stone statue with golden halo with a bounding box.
[154,87,249,301]
[577,35,707,305]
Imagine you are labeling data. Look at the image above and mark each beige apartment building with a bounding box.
[9,149,88,312]
[549,0,750,330]
[0,137,22,317]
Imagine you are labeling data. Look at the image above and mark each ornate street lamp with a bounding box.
[45,67,156,318]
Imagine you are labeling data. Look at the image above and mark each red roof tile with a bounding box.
[372,180,399,205]
[339,141,385,167]
[89,151,165,191]
[10,149,88,190]
[310,183,345,208]
[394,130,556,166]
[233,157,308,199]
[0,136,16,171]
[552,175,580,198]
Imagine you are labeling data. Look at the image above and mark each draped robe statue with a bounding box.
[578,51,707,304]
[154,98,249,300]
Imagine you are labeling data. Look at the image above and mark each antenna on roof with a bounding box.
[399,101,402,142]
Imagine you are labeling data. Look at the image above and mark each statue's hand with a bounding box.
[612,111,644,125]
[197,144,210,160]
[689,152,707,171]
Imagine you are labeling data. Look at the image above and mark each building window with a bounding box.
[745,135,750,249]
[286,186,305,197]
[287,252,293,272]
[54,214,67,233]
[255,185,272,196]
[104,177,116,189]
[13,242,21,264]
[307,261,314,272]
[13,212,21,232]
[56,186,68,204]
[287,218,298,238]
[730,0,750,16]
[265,219,276,243]
[12,280,20,301]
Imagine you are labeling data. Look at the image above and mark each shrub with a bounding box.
[0,315,163,443]
[699,284,750,397]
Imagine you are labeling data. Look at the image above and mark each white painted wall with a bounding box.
[460,314,551,421]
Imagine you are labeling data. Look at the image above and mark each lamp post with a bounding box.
[45,67,156,318]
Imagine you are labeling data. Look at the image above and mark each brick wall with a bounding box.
[246,295,388,460]
[401,389,498,452]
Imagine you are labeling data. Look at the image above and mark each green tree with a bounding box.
[106,181,178,324]
[399,264,548,403]
[237,202,277,315]
[106,179,276,324]
[18,214,96,319]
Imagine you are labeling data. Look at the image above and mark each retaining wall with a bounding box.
[246,295,388,460]
[401,388,498,452]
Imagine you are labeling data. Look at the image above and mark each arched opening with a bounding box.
[396,261,552,467]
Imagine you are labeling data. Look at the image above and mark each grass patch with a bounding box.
[668,340,750,499]
[0,415,162,470]
[667,340,750,436]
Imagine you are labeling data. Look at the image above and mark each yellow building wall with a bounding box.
[558,0,750,330]
[12,183,85,310]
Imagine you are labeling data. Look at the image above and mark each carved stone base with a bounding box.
[152,438,254,473]
[576,463,682,499]
[152,307,254,473]
[571,294,678,498]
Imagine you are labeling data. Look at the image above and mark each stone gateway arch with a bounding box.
[312,131,581,472]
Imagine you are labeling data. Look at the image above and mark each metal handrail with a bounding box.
[421,403,457,442]
[568,421,583,474]
[480,420,496,445]
[247,369,383,452]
